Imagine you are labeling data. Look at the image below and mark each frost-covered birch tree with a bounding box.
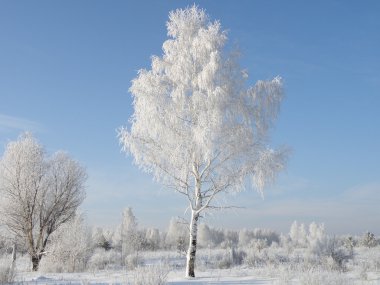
[121,207,139,260]
[0,133,87,271]
[119,6,288,277]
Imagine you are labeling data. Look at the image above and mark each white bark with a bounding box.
[186,209,199,277]
[186,170,203,277]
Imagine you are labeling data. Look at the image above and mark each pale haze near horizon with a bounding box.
[0,1,379,235]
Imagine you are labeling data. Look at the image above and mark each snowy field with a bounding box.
[6,246,380,285]
[12,269,275,285]
[10,266,380,285]
[1,208,379,285]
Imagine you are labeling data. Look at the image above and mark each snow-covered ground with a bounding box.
[16,269,274,285]
[8,248,380,285]
[12,268,380,285]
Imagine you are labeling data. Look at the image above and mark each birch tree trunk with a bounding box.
[186,209,199,277]
[9,243,16,276]
[186,176,202,278]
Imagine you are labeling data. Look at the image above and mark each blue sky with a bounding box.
[0,0,379,235]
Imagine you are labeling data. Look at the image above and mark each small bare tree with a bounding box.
[0,133,87,271]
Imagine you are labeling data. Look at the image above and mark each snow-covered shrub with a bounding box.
[195,248,221,270]
[232,248,246,266]
[208,228,225,247]
[265,248,290,266]
[361,231,377,248]
[132,264,169,285]
[176,236,187,257]
[238,228,253,247]
[216,247,246,269]
[165,218,187,250]
[196,226,226,248]
[273,265,293,285]
[253,228,280,245]
[308,236,351,271]
[244,239,290,268]
[298,268,354,285]
[40,214,92,273]
[87,248,121,270]
[125,254,144,270]
[244,248,268,268]
[198,224,215,248]
[217,255,233,269]
[92,227,112,251]
[194,247,245,270]
[358,260,370,281]
[222,230,239,248]
[356,246,380,274]
[144,228,161,251]
[343,236,355,256]
[238,228,279,248]
[251,238,268,252]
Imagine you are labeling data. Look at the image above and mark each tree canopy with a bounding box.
[0,133,87,271]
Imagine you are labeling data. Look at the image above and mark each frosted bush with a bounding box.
[298,268,354,285]
[195,248,221,270]
[359,261,370,281]
[265,248,289,266]
[213,247,245,269]
[164,218,187,250]
[194,247,245,270]
[343,236,355,255]
[306,236,351,271]
[88,249,121,270]
[125,254,144,270]
[244,249,268,268]
[251,238,268,252]
[92,227,112,251]
[244,241,292,268]
[198,250,226,269]
[238,228,279,248]
[361,232,378,248]
[132,264,169,285]
[198,224,215,248]
[217,256,232,269]
[273,265,293,285]
[356,246,380,272]
[40,214,92,273]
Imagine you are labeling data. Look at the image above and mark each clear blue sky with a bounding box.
[0,0,379,235]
